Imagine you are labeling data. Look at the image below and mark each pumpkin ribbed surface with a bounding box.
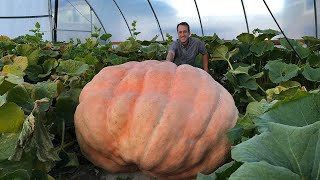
[74,60,238,179]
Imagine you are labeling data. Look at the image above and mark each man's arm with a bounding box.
[166,50,175,62]
[202,53,209,72]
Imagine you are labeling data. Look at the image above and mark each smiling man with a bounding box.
[166,22,209,72]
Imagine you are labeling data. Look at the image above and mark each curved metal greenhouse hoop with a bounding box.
[84,0,107,34]
[241,0,250,33]
[112,0,133,38]
[0,15,51,18]
[147,0,164,41]
[193,0,204,36]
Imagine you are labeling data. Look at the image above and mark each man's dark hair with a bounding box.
[177,22,190,32]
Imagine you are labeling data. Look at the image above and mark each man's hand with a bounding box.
[202,53,209,72]
[166,51,175,62]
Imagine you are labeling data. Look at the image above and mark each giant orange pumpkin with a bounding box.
[74,60,238,179]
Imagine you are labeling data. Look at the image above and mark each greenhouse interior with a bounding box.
[0,0,319,180]
[1,0,320,41]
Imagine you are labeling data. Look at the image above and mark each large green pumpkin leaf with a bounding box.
[0,102,25,133]
[25,65,43,82]
[40,49,60,58]
[49,88,80,138]
[0,133,19,161]
[0,152,32,179]
[107,54,128,65]
[141,43,166,60]
[265,60,300,83]
[228,48,239,59]
[211,45,228,61]
[301,64,320,82]
[236,74,259,90]
[31,81,58,102]
[232,64,254,74]
[54,88,81,127]
[10,98,60,165]
[43,58,58,72]
[212,46,239,62]
[253,29,281,40]
[303,36,320,47]
[265,81,307,101]
[38,58,58,78]
[75,54,99,65]
[232,122,320,180]
[226,65,260,90]
[237,33,254,44]
[0,55,14,64]
[228,99,272,143]
[0,74,23,95]
[229,162,300,180]
[0,74,24,95]
[303,35,320,44]
[2,56,28,77]
[239,99,271,129]
[306,54,320,67]
[5,73,24,85]
[56,60,89,76]
[232,43,251,61]
[26,49,40,65]
[280,38,311,59]
[250,41,274,57]
[15,44,33,56]
[258,92,320,127]
[13,56,28,71]
[6,84,33,113]
[117,39,141,52]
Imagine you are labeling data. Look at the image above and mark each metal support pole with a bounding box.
[314,0,318,38]
[112,0,132,37]
[194,0,204,36]
[147,0,164,41]
[84,0,107,34]
[241,0,250,33]
[48,0,54,41]
[53,0,59,42]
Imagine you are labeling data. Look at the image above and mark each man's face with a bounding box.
[177,25,190,44]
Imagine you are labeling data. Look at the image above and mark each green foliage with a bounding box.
[257,92,320,127]
[130,20,141,40]
[0,102,25,133]
[231,121,320,180]
[2,56,28,77]
[265,60,300,83]
[165,33,173,44]
[56,60,89,76]
[0,74,24,95]
[197,161,242,180]
[15,22,44,46]
[229,162,300,180]
[202,92,320,180]
[141,43,167,60]
[211,45,239,70]
[6,84,34,113]
[280,38,310,59]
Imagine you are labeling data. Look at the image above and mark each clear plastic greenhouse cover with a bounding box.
[0,0,319,42]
